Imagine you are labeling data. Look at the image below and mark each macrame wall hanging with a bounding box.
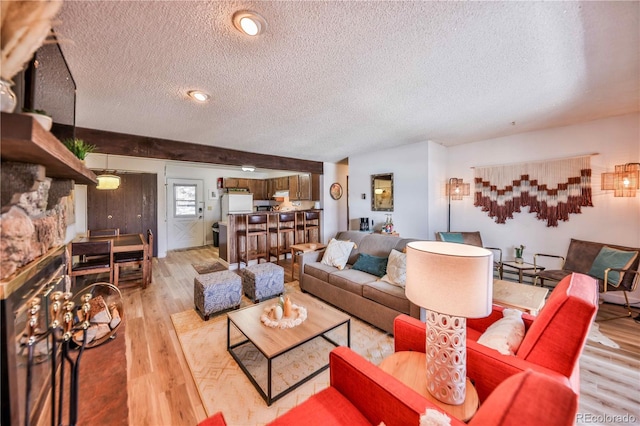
[473,155,593,227]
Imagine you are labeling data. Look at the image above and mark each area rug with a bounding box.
[171,282,394,426]
[587,321,620,349]
[191,260,227,275]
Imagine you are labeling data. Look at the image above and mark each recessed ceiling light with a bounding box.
[188,90,210,103]
[241,165,256,172]
[232,10,266,36]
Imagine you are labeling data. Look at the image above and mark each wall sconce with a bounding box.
[446,177,470,231]
[601,163,640,197]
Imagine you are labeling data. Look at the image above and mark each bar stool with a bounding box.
[297,211,321,243]
[268,212,297,264]
[237,214,270,268]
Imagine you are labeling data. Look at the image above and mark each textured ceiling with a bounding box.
[53,1,639,163]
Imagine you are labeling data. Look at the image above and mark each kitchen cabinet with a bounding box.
[87,173,157,255]
[224,178,239,188]
[289,174,312,200]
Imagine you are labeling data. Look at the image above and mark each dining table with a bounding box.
[74,233,149,287]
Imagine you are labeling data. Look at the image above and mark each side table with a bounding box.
[378,351,479,422]
[290,242,327,280]
[502,260,544,283]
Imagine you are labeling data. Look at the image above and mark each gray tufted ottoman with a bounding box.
[242,262,285,302]
[194,270,242,320]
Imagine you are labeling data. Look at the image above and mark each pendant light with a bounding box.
[96,154,121,190]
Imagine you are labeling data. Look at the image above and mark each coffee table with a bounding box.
[378,351,479,422]
[493,279,549,315]
[227,291,350,405]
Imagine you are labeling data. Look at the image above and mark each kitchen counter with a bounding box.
[223,209,322,266]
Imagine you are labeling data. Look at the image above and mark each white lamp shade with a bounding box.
[96,174,121,190]
[405,241,493,318]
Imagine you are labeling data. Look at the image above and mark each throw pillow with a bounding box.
[588,246,638,287]
[352,253,388,277]
[320,238,355,270]
[438,232,465,244]
[380,249,407,287]
[420,409,451,426]
[477,308,525,355]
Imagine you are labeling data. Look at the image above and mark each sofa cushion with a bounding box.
[363,280,411,314]
[304,261,338,282]
[328,269,376,296]
[357,233,403,258]
[380,249,407,287]
[335,231,370,265]
[322,238,356,270]
[588,246,638,287]
[352,253,388,277]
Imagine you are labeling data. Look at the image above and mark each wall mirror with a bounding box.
[371,173,394,211]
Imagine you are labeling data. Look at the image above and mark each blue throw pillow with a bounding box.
[588,246,638,287]
[439,232,465,243]
[351,253,388,277]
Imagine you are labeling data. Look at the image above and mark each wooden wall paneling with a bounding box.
[141,173,158,255]
[311,174,320,201]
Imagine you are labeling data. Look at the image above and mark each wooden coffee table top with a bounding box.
[227,292,349,358]
[378,351,479,422]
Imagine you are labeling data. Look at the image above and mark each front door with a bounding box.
[167,178,205,250]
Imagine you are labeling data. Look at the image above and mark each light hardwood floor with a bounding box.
[123,246,640,426]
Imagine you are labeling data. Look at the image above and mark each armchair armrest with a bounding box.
[394,315,427,353]
[603,268,639,293]
[466,339,573,402]
[330,346,464,426]
[485,246,503,279]
[533,253,565,272]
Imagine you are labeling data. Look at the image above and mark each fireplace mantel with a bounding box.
[1,113,97,185]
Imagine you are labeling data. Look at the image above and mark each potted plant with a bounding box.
[22,108,53,131]
[63,138,96,161]
[515,244,525,263]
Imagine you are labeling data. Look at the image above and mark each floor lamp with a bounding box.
[405,241,493,405]
[446,178,470,232]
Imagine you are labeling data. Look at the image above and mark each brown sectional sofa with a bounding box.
[298,231,420,334]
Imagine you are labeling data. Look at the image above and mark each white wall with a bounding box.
[321,162,349,241]
[348,141,434,239]
[446,112,640,304]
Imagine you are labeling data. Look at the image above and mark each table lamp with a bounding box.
[405,241,493,405]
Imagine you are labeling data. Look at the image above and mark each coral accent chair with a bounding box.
[394,272,598,402]
[198,347,578,426]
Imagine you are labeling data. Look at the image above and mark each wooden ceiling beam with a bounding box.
[52,124,324,175]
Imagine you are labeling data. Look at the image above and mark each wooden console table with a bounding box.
[378,351,479,422]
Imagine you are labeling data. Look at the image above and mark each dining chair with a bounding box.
[68,240,114,286]
[114,229,153,288]
[88,228,120,237]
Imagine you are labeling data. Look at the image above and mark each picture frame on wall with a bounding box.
[330,182,343,200]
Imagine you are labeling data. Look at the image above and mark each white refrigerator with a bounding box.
[221,193,254,216]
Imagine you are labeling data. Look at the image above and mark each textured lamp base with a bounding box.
[425,310,467,405]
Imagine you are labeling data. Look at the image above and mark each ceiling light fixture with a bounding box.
[96,154,121,190]
[187,90,210,103]
[241,165,255,172]
[232,10,266,36]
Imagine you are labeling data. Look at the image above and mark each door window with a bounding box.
[174,184,197,217]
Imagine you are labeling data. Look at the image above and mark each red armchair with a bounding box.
[199,346,578,426]
[395,272,598,401]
